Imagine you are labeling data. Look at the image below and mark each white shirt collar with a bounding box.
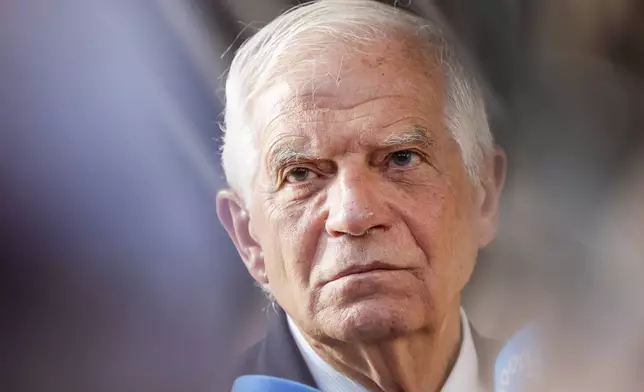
[287,308,483,392]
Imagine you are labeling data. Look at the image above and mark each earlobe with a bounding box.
[216,189,268,285]
[249,248,268,285]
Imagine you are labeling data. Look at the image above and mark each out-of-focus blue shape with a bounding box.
[494,325,541,392]
[232,375,320,392]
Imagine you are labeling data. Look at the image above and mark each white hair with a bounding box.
[221,0,494,205]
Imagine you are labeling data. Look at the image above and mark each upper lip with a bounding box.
[326,261,404,283]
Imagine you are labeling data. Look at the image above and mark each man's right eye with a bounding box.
[285,167,318,183]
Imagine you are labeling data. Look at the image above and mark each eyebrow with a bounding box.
[381,125,436,150]
[265,136,317,176]
[265,125,436,174]
[268,145,317,174]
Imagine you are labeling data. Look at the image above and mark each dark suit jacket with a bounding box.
[228,307,501,391]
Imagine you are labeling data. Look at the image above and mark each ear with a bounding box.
[216,189,268,286]
[476,145,507,247]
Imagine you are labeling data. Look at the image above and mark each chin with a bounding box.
[326,298,428,343]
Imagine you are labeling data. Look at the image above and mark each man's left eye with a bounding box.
[388,150,421,167]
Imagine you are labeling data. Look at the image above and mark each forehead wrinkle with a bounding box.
[297,91,413,112]
[381,116,435,130]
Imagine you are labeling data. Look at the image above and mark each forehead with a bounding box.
[256,39,447,150]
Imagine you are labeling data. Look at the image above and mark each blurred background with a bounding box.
[1,0,642,390]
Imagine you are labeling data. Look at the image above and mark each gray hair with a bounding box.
[221,0,494,206]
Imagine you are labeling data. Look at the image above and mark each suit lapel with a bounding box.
[240,307,318,388]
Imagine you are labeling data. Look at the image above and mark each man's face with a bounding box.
[219,40,504,343]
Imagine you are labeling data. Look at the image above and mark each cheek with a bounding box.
[261,198,326,292]
[438,189,479,288]
[404,182,478,288]
[402,182,454,241]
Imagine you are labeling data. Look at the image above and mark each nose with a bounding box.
[325,169,393,237]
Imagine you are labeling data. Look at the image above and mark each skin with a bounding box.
[217,35,506,392]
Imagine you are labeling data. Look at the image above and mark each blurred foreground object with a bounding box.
[0,1,247,391]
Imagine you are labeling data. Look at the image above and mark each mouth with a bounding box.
[327,262,405,283]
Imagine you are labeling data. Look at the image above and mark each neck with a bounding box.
[305,305,463,392]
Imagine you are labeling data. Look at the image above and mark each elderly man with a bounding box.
[217,0,507,391]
